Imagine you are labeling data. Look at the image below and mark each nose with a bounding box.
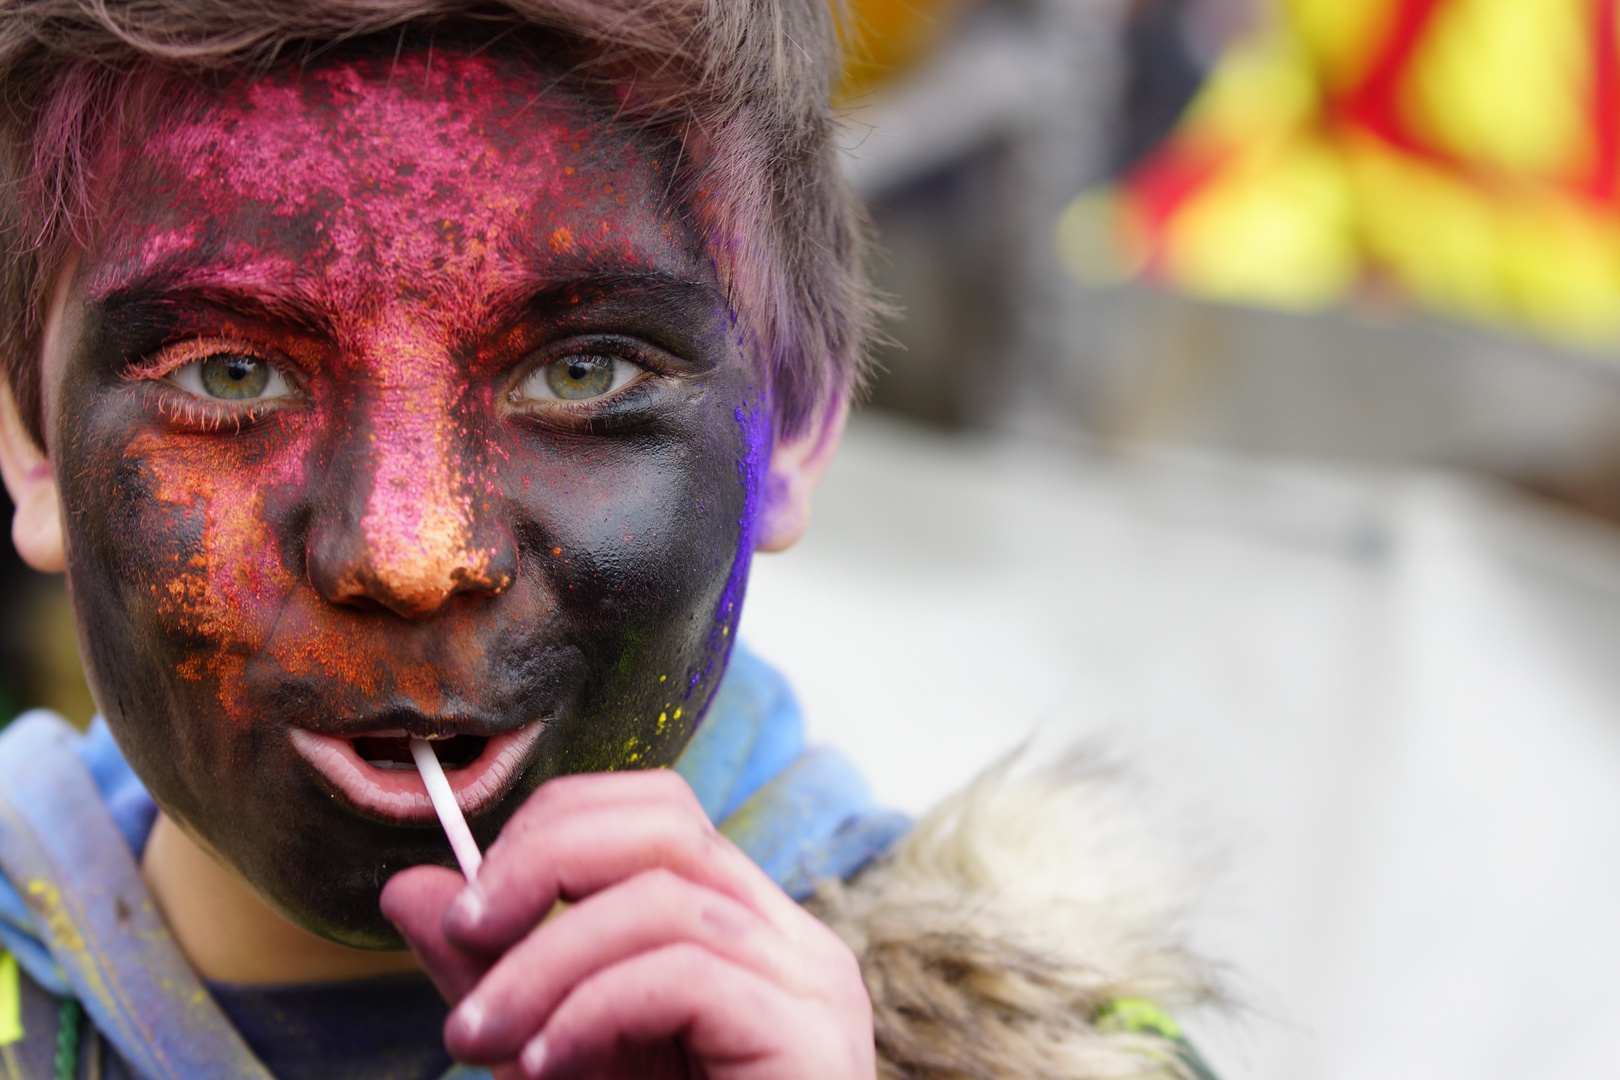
[306,364,517,620]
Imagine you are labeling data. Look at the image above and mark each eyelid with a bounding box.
[122,336,288,383]
[522,334,677,375]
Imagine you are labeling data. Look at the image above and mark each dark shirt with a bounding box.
[202,974,454,1080]
[13,965,456,1080]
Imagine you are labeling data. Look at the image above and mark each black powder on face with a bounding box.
[51,44,768,946]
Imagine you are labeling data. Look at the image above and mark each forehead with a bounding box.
[83,46,708,316]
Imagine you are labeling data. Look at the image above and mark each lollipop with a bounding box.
[409,737,483,879]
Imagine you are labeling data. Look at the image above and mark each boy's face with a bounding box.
[36,46,772,944]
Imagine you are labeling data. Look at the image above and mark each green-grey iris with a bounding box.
[199,355,271,400]
[545,356,616,400]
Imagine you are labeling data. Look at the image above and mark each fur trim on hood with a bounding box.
[806,754,1222,1080]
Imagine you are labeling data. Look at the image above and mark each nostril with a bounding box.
[451,559,515,596]
[321,589,394,615]
[337,575,459,620]
[309,555,514,620]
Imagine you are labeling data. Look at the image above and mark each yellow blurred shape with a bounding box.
[1166,136,1356,310]
[1364,151,1620,345]
[1404,0,1592,180]
[837,0,969,101]
[1284,0,1401,92]
[1076,0,1620,353]
[1184,34,1319,143]
[1058,189,1145,286]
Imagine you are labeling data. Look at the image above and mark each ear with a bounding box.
[0,381,64,573]
[755,399,848,553]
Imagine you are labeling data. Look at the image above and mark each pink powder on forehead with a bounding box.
[122,51,664,308]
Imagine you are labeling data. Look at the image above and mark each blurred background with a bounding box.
[740,2,1620,1078]
[8,1,1620,1076]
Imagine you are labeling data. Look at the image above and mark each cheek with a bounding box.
[70,412,310,692]
[512,440,732,609]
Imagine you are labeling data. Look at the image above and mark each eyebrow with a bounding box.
[512,273,725,320]
[97,290,336,342]
[89,261,723,338]
[89,265,339,339]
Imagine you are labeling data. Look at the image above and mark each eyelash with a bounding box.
[506,339,666,412]
[150,392,282,433]
[125,336,301,431]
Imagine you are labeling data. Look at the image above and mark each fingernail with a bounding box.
[521,1033,548,1078]
[450,995,485,1041]
[449,881,486,928]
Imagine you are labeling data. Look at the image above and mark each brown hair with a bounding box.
[0,0,876,445]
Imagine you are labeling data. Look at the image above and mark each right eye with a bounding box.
[168,352,296,403]
[510,351,647,405]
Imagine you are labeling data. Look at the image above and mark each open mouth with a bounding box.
[288,722,544,823]
[351,733,488,770]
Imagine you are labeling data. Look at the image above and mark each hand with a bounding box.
[380,769,877,1080]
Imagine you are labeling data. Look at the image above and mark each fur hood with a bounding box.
[808,756,1222,1080]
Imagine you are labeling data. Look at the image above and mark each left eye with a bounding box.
[513,354,642,403]
[169,353,295,402]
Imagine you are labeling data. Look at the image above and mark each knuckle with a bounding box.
[501,779,571,833]
[644,766,690,793]
[648,768,707,816]
[627,869,725,929]
[630,865,688,895]
[832,947,869,1000]
[663,940,720,975]
[803,928,868,996]
[483,820,555,869]
[534,770,594,806]
[654,812,721,865]
[691,819,730,859]
[696,896,755,942]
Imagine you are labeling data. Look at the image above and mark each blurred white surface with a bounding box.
[738,412,1620,1080]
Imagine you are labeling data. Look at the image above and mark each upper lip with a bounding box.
[292,708,527,740]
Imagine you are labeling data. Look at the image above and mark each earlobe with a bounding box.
[754,399,848,553]
[0,382,64,573]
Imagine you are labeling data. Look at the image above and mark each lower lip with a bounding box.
[288,723,544,822]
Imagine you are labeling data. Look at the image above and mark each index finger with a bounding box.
[445,774,803,953]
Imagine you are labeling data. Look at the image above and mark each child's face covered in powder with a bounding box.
[39,44,770,944]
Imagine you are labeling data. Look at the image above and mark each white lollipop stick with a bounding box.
[410,737,483,879]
